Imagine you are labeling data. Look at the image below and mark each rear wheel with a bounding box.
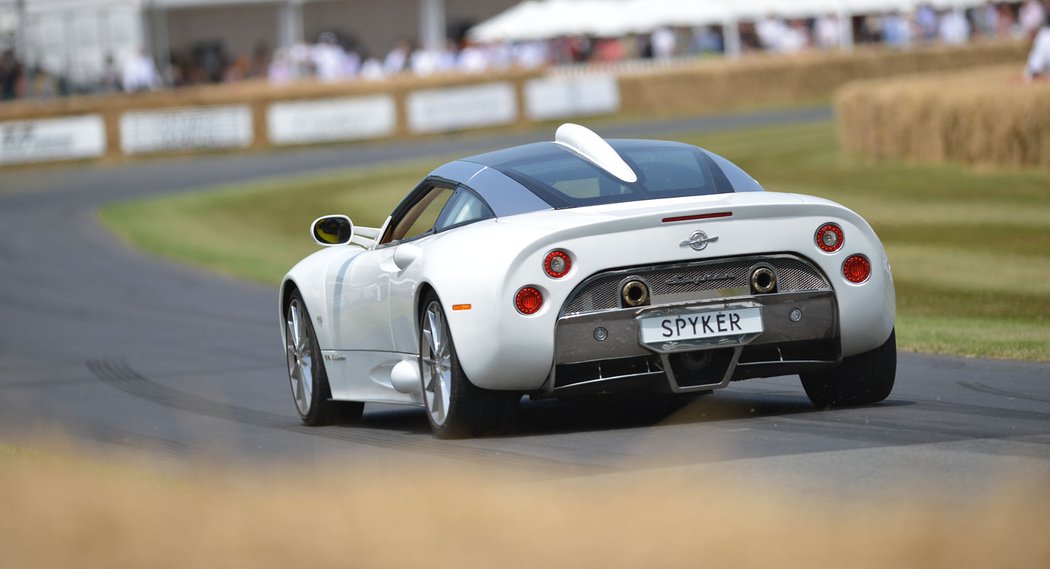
[801,328,896,408]
[419,292,517,438]
[285,291,364,426]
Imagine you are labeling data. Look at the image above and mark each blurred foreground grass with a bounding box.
[100,121,1050,360]
[2,443,1047,569]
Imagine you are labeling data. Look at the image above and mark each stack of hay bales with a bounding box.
[618,42,1027,116]
[835,65,1050,170]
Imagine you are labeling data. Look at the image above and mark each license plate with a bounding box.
[639,307,763,344]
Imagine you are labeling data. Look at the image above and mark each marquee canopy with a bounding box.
[468,0,1002,42]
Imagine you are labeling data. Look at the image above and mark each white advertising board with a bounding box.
[0,115,106,165]
[407,82,517,133]
[267,96,396,145]
[120,106,253,154]
[524,75,621,121]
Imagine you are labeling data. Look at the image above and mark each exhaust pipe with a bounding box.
[750,266,778,294]
[621,279,651,307]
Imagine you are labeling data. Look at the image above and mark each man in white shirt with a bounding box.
[1024,14,1050,80]
[651,27,676,60]
[938,9,971,45]
[814,14,842,49]
[1020,0,1047,39]
[383,39,411,75]
[121,49,160,92]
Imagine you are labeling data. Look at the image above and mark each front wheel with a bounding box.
[419,292,517,438]
[801,329,896,408]
[285,291,364,426]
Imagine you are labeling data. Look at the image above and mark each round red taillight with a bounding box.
[816,223,844,253]
[544,250,572,279]
[515,286,544,315]
[842,254,871,284]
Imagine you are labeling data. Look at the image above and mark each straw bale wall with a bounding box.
[617,42,1027,115]
[835,65,1050,169]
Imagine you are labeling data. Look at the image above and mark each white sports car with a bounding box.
[280,124,896,438]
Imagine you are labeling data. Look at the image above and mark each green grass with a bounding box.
[101,163,438,284]
[99,121,1050,361]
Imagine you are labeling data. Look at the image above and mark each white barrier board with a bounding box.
[268,96,396,145]
[525,75,620,121]
[121,106,253,154]
[407,82,517,133]
[0,115,106,165]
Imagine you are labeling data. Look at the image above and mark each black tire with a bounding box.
[284,290,364,426]
[418,291,518,438]
[801,328,896,408]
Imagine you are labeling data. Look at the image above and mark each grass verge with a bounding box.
[99,121,1050,361]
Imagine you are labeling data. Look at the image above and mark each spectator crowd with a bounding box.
[1,0,1048,103]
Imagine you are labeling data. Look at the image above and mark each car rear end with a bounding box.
[441,133,893,396]
[451,191,893,396]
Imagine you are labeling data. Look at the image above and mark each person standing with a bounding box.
[99,53,121,92]
[1020,0,1047,40]
[651,27,676,60]
[815,14,842,49]
[938,9,971,45]
[383,39,411,75]
[1024,12,1050,81]
[122,48,161,92]
[0,49,23,101]
[915,3,939,42]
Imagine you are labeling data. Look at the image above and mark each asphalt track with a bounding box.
[2,107,1048,497]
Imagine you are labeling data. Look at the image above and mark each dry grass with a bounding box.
[2,442,1048,569]
[835,65,1050,169]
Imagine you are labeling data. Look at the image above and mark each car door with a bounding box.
[329,180,457,353]
[387,184,496,353]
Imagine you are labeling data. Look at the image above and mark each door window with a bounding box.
[386,186,454,245]
[380,182,496,247]
[434,187,495,232]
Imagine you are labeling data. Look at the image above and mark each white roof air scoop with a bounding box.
[554,123,638,184]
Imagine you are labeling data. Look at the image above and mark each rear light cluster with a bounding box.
[815,223,844,253]
[544,249,572,279]
[516,249,572,315]
[815,222,872,284]
[842,255,872,284]
[515,286,544,315]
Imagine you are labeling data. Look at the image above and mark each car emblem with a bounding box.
[680,230,718,251]
[665,272,734,286]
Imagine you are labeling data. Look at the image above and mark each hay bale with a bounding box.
[617,41,1028,116]
[835,65,1050,170]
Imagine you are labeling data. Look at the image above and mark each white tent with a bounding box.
[469,0,1001,43]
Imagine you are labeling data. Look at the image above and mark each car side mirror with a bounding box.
[311,215,354,246]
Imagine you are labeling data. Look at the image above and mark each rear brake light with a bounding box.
[515,286,544,314]
[543,250,572,279]
[842,255,871,283]
[662,211,733,223]
[816,223,844,253]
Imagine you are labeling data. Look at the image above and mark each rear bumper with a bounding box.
[546,289,839,396]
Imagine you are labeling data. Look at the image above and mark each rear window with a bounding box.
[474,141,745,209]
